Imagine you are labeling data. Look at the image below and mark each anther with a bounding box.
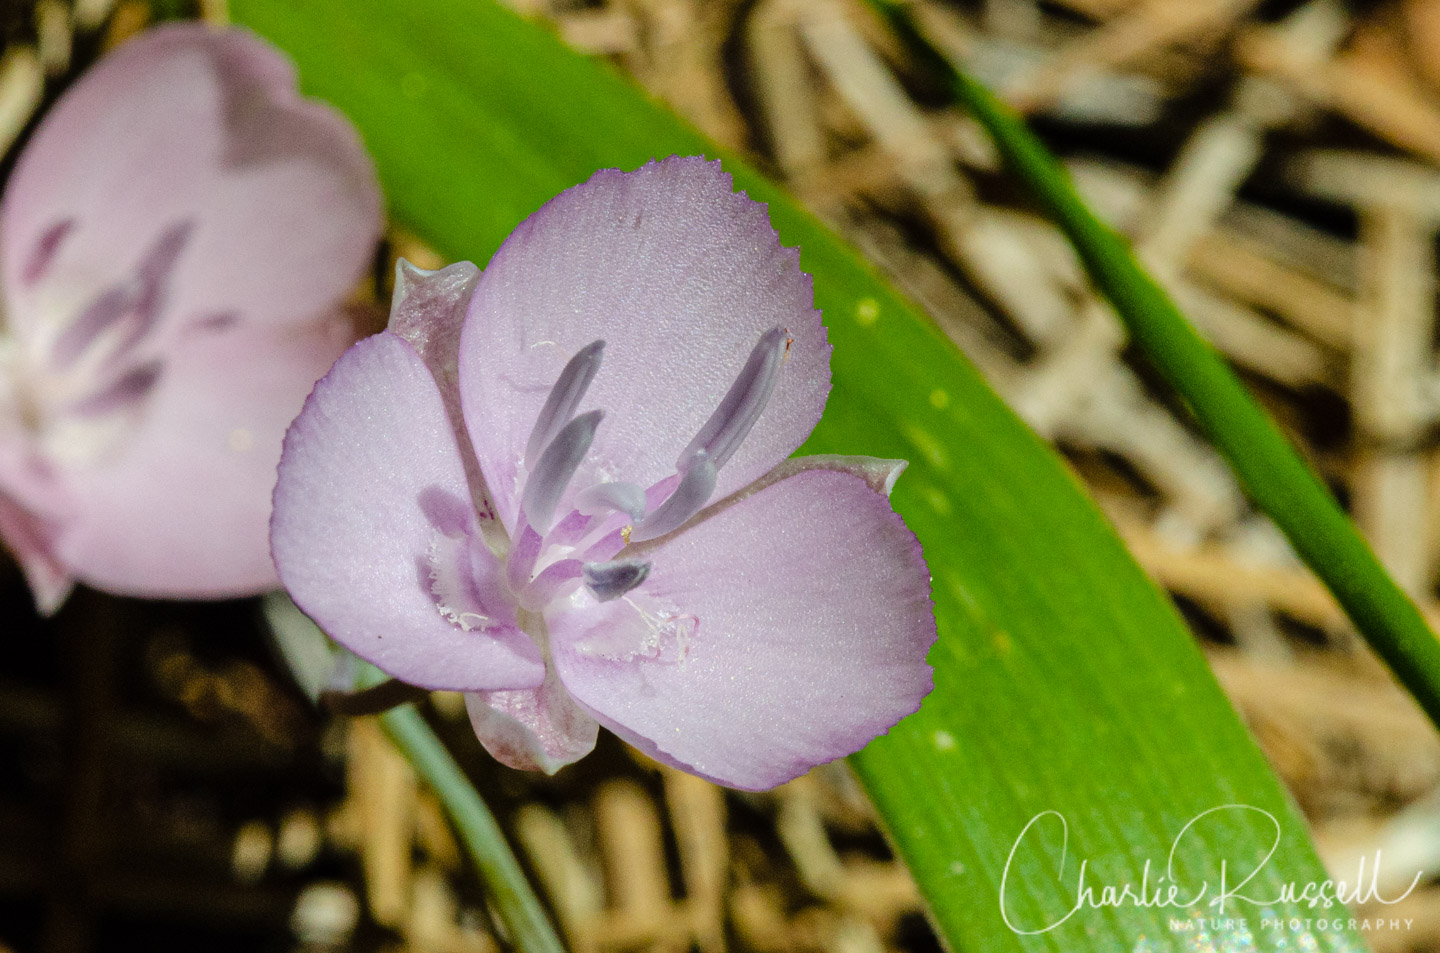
[630,452,717,542]
[522,409,602,534]
[52,221,192,370]
[574,481,646,521]
[582,559,652,602]
[677,326,786,470]
[525,340,604,467]
[628,326,787,543]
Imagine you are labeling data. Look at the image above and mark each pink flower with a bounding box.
[0,24,382,612]
[272,158,935,790]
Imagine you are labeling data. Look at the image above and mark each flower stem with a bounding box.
[864,0,1440,730]
[365,674,566,953]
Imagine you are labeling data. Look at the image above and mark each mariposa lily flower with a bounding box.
[0,24,381,612]
[272,157,935,790]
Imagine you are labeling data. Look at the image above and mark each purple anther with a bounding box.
[630,452,717,542]
[521,408,602,534]
[677,326,786,471]
[574,481,646,521]
[524,340,604,467]
[582,559,652,602]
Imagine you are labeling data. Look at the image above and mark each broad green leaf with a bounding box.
[230,1,1370,949]
[866,0,1440,756]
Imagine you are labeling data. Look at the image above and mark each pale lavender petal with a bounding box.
[1,23,381,345]
[465,669,599,774]
[386,259,496,526]
[271,332,544,692]
[550,469,935,790]
[54,312,357,597]
[0,490,73,614]
[458,156,831,533]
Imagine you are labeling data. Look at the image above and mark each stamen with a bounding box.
[582,525,629,563]
[506,524,543,593]
[677,326,786,470]
[521,558,584,610]
[51,221,193,369]
[542,509,594,549]
[574,481,646,521]
[23,218,75,286]
[67,360,163,417]
[52,286,130,368]
[521,409,603,534]
[583,559,652,602]
[630,452,717,542]
[524,340,604,467]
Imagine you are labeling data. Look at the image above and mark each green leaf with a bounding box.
[230,1,1370,949]
[867,0,1440,785]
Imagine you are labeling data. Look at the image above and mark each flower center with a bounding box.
[512,326,787,600]
[6,220,194,467]
[422,327,789,655]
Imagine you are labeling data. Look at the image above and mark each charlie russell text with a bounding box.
[999,805,1423,935]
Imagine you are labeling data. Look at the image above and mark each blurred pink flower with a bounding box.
[0,24,382,612]
[272,158,935,790]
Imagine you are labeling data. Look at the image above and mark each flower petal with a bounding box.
[458,156,830,533]
[1,23,380,342]
[0,490,72,613]
[271,331,544,692]
[0,24,381,610]
[465,667,599,774]
[386,259,502,530]
[55,312,357,596]
[550,469,936,790]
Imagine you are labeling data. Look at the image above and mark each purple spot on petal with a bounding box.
[188,311,241,334]
[418,486,473,538]
[22,219,75,286]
